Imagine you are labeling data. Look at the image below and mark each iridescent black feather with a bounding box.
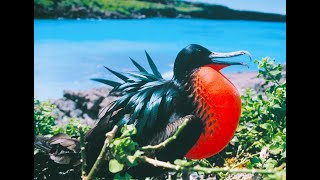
[88,52,178,142]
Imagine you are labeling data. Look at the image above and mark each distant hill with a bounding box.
[34,0,285,22]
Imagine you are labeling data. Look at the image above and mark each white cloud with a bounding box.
[162,71,173,80]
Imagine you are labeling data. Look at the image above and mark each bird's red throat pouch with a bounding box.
[185,65,241,159]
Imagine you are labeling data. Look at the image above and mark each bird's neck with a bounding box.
[175,70,206,119]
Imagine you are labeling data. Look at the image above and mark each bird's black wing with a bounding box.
[87,51,178,143]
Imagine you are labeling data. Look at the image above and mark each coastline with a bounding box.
[34,1,285,22]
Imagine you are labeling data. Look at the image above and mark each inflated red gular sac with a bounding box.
[34,44,251,178]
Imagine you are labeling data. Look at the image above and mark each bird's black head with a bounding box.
[173,44,251,83]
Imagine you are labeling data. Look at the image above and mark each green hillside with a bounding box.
[34,0,285,22]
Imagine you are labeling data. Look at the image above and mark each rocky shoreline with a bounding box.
[53,88,116,127]
[52,69,286,126]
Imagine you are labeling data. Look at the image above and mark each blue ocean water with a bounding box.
[34,19,286,100]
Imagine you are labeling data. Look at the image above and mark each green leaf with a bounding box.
[236,125,246,132]
[250,156,262,167]
[272,135,283,143]
[126,156,138,166]
[281,150,286,159]
[273,104,281,109]
[269,144,282,155]
[250,129,259,134]
[109,159,124,173]
[121,124,137,137]
[259,123,272,130]
[126,141,138,151]
[113,172,132,180]
[269,70,281,76]
[230,136,238,145]
[113,139,121,146]
[264,159,278,169]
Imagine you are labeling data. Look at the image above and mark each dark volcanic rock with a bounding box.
[54,99,76,115]
[53,88,117,125]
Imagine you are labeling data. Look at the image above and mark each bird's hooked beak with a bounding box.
[208,51,251,70]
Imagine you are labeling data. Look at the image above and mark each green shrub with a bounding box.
[205,57,286,179]
[34,99,90,136]
[34,99,57,136]
[234,58,285,179]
